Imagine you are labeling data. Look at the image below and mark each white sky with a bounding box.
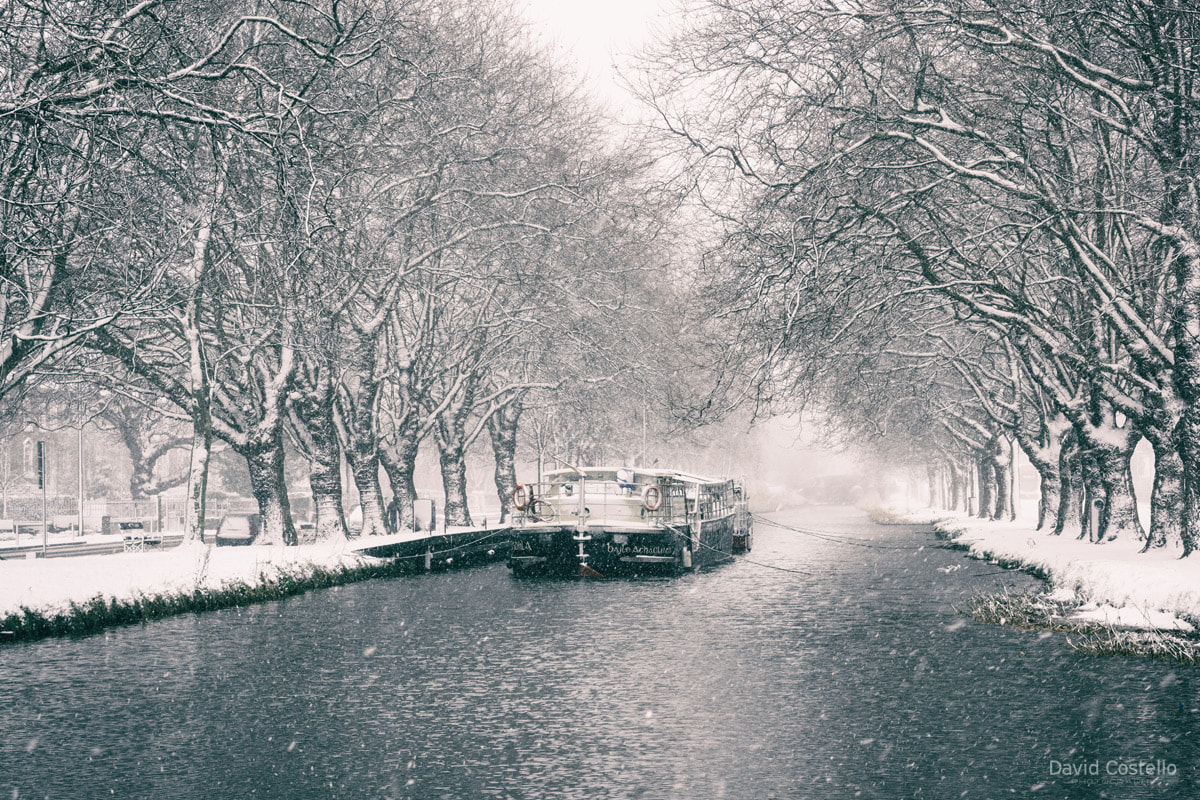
[518,0,675,115]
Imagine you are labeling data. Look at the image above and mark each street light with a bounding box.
[25,411,88,546]
[36,439,46,556]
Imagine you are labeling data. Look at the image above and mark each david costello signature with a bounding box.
[1049,759,1178,777]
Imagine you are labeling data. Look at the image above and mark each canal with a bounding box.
[1,506,1195,798]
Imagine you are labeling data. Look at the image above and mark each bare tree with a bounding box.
[86,0,379,542]
[648,0,1200,551]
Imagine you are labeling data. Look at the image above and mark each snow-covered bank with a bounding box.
[0,542,371,619]
[917,510,1200,632]
[0,541,411,644]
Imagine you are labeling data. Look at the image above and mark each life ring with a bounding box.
[512,484,529,510]
[641,484,663,511]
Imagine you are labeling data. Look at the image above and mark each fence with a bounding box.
[0,490,471,540]
[0,495,300,538]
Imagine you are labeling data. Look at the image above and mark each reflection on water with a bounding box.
[1,506,1196,798]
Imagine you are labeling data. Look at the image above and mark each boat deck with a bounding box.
[350,526,511,568]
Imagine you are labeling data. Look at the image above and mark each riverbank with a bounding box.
[926,511,1200,627]
[0,541,419,645]
[889,508,1200,660]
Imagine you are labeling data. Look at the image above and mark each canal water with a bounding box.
[1,506,1195,798]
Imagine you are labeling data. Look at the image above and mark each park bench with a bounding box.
[49,515,80,533]
[115,519,162,552]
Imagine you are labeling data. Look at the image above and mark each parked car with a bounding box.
[214,513,260,546]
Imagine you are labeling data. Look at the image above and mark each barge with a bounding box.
[507,466,752,578]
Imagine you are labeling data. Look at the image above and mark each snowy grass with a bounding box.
[0,545,420,645]
[867,506,950,526]
[962,588,1076,631]
[922,510,1200,663]
[962,588,1200,664]
[1067,628,1200,663]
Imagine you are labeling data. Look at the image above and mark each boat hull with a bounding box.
[508,516,736,578]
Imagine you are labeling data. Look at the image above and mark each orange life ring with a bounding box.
[512,484,529,510]
[641,484,663,511]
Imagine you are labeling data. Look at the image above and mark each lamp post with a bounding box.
[77,418,84,535]
[37,440,46,556]
[24,403,90,548]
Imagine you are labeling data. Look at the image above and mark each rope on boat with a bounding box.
[664,523,815,575]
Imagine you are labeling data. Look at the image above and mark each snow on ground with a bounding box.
[0,540,369,618]
[0,523,502,618]
[1067,603,1195,633]
[926,510,1200,632]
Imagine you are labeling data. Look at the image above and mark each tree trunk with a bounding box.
[290,371,348,543]
[241,430,297,547]
[991,461,1010,521]
[1178,410,1200,557]
[976,454,993,519]
[945,460,964,510]
[1078,449,1103,542]
[122,422,154,499]
[347,436,389,537]
[1175,238,1200,555]
[1036,468,1061,532]
[987,435,1012,521]
[947,462,962,511]
[1084,432,1144,543]
[1143,431,1183,550]
[309,445,348,543]
[306,412,348,543]
[1053,435,1084,537]
[380,427,420,532]
[432,371,479,528]
[130,461,155,501]
[1015,420,1066,530]
[180,172,223,544]
[114,421,188,500]
[925,464,939,509]
[1095,451,1141,542]
[335,338,390,537]
[487,402,521,522]
[436,434,472,527]
[1162,139,1200,557]
[184,403,212,544]
[182,309,211,544]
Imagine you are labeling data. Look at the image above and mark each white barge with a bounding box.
[508,467,752,578]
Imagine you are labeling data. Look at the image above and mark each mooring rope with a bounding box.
[371,527,512,562]
[663,522,814,575]
[752,513,929,551]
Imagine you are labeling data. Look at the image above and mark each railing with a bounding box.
[516,476,740,529]
[517,479,649,527]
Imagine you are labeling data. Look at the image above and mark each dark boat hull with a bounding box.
[508,516,736,578]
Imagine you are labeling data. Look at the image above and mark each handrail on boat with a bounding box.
[514,470,746,529]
